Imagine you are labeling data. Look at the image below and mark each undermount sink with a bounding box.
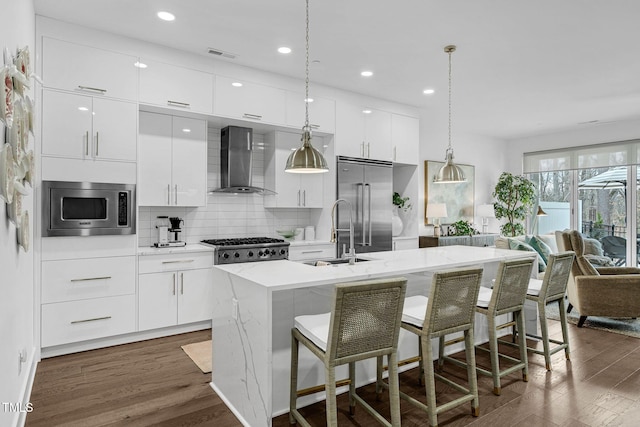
[307,258,372,266]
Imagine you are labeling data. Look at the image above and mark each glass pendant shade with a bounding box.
[434,149,465,183]
[285,128,328,173]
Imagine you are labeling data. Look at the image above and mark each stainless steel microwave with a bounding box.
[42,181,136,237]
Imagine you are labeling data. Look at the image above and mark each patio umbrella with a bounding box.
[578,167,640,190]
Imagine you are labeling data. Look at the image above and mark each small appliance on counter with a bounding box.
[154,216,186,248]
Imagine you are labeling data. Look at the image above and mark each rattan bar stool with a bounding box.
[391,267,483,427]
[289,277,407,427]
[439,258,534,396]
[521,251,575,371]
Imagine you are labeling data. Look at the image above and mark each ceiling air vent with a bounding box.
[207,48,236,59]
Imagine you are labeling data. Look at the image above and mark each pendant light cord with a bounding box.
[447,46,452,152]
[304,0,310,131]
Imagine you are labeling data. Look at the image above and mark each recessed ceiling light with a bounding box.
[304,98,314,103]
[362,109,372,114]
[78,107,89,111]
[157,11,175,21]
[231,82,243,87]
[134,61,147,69]
[277,47,292,54]
[361,71,373,77]
[182,128,191,133]
[423,88,435,95]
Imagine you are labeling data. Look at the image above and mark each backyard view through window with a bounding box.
[525,140,640,268]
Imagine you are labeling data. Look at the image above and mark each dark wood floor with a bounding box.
[27,321,640,427]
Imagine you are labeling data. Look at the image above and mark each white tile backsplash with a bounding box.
[138,126,314,247]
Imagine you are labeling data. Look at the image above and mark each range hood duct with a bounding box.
[210,126,274,195]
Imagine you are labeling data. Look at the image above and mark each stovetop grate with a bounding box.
[201,237,285,246]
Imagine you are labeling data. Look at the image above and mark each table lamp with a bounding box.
[426,203,448,237]
[477,204,495,234]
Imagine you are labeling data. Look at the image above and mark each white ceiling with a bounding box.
[34,0,640,140]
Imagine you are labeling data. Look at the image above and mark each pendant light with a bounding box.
[434,45,466,183]
[285,0,328,174]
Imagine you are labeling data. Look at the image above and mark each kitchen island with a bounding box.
[210,245,537,427]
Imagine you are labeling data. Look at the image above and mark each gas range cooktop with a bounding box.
[201,237,290,264]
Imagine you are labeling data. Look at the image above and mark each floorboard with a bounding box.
[26,320,640,426]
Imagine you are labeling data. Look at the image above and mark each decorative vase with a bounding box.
[392,207,403,237]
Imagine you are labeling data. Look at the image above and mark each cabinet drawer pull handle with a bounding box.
[161,259,195,264]
[173,273,176,295]
[167,100,191,108]
[242,113,262,120]
[78,85,107,94]
[167,184,171,205]
[181,273,184,295]
[85,131,89,156]
[71,316,111,324]
[301,250,323,254]
[175,184,178,205]
[95,132,99,156]
[70,276,112,282]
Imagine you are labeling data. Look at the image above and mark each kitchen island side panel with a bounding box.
[211,268,272,427]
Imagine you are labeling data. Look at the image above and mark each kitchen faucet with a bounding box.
[330,199,356,265]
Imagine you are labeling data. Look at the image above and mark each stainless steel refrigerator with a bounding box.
[336,156,393,255]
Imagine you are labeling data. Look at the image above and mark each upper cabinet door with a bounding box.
[138,112,173,206]
[139,59,214,114]
[41,90,93,159]
[91,98,137,162]
[335,102,366,158]
[364,109,392,161]
[171,116,207,207]
[214,75,286,125]
[285,92,336,134]
[391,114,419,165]
[42,37,138,101]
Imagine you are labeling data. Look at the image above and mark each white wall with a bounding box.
[0,2,36,426]
[418,105,509,235]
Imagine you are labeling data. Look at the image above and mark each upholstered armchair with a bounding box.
[557,230,640,327]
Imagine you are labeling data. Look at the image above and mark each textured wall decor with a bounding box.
[1,46,34,252]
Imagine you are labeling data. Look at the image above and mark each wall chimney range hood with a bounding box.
[210,126,274,195]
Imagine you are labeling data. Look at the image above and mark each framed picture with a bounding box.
[424,160,475,225]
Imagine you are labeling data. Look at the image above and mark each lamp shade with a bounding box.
[434,150,466,183]
[426,203,448,220]
[285,129,329,173]
[477,204,495,218]
[536,205,548,216]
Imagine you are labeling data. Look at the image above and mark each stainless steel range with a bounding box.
[201,237,290,265]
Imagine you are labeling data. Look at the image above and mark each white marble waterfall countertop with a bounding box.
[213,245,536,291]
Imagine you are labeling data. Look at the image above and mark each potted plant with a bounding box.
[450,220,479,236]
[492,172,536,237]
[392,192,412,212]
[392,192,411,236]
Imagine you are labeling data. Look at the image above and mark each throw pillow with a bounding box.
[583,238,605,256]
[508,238,546,272]
[527,235,553,265]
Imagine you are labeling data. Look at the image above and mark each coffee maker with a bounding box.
[168,217,186,246]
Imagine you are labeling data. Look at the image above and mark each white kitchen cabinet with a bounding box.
[139,59,214,114]
[41,90,137,162]
[263,131,324,208]
[138,252,214,331]
[214,75,286,125]
[288,242,336,261]
[285,91,335,134]
[335,102,392,161]
[392,237,419,251]
[42,37,138,101]
[391,114,419,165]
[138,112,207,207]
[40,254,137,348]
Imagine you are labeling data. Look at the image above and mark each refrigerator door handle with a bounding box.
[356,183,366,246]
[365,183,372,246]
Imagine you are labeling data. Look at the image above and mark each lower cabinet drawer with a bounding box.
[138,251,214,274]
[42,256,136,303]
[41,295,136,347]
[288,244,335,261]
